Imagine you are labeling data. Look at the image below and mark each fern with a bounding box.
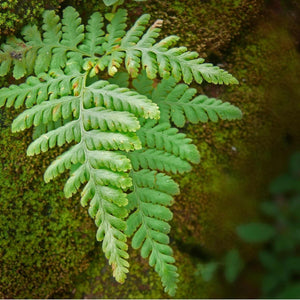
[0,5,242,296]
[150,76,242,126]
[123,72,240,295]
[126,170,180,296]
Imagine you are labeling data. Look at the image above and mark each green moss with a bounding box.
[0,109,96,298]
[0,0,63,36]
[122,0,264,57]
[73,246,219,298]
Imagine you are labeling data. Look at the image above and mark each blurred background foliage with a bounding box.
[198,152,300,298]
[0,0,300,298]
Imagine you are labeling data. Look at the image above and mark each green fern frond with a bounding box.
[66,163,130,283]
[6,65,159,283]
[126,169,179,296]
[121,14,151,49]
[27,120,81,155]
[127,120,200,174]
[1,6,238,86]
[151,74,177,102]
[137,121,200,164]
[99,15,238,84]
[80,12,105,56]
[132,70,154,97]
[102,9,127,76]
[86,81,159,119]
[0,71,80,108]
[84,130,141,152]
[128,149,192,174]
[32,117,73,140]
[108,72,130,87]
[121,14,151,77]
[131,74,242,126]
[153,79,242,126]
[0,36,34,79]
[44,146,131,182]
[11,95,80,131]
[83,107,139,132]
[28,10,61,74]
[61,7,85,49]
[0,5,242,296]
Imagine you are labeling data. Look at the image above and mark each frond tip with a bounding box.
[126,170,180,296]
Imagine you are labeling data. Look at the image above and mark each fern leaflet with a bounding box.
[126,170,180,296]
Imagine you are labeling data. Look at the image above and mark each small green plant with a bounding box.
[197,153,300,298]
[0,1,241,295]
[195,248,244,284]
[237,152,300,298]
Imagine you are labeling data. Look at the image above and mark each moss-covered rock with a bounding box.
[0,109,96,298]
[72,246,221,299]
[0,0,64,36]
[123,0,264,57]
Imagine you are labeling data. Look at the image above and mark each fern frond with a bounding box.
[80,12,105,56]
[121,14,151,49]
[83,107,140,132]
[137,121,200,164]
[0,71,80,108]
[102,9,128,76]
[0,7,86,77]
[44,144,85,181]
[132,70,154,97]
[0,36,33,79]
[155,81,242,126]
[61,7,85,49]
[96,14,239,84]
[128,149,192,174]
[87,80,160,120]
[108,72,130,88]
[0,5,242,296]
[121,14,151,77]
[7,61,159,282]
[27,120,80,155]
[126,170,179,296]
[49,7,85,70]
[85,130,141,152]
[64,161,131,283]
[1,6,237,86]
[151,75,177,102]
[170,94,242,126]
[44,146,130,182]
[11,95,80,131]
[131,73,242,126]
[106,9,127,53]
[32,117,73,140]
[32,10,62,74]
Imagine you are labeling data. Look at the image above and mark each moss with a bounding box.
[0,109,96,298]
[0,0,64,37]
[121,0,265,57]
[72,245,220,298]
